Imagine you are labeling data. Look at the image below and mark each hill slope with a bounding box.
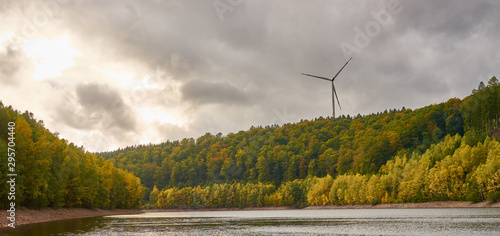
[0,103,144,209]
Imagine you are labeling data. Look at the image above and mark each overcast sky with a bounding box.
[1,0,499,152]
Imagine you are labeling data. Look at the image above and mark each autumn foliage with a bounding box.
[146,135,499,208]
[0,105,144,209]
[2,78,499,210]
[96,78,500,208]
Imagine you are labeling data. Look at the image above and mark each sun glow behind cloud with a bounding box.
[137,108,186,146]
[0,33,11,45]
[139,108,184,127]
[93,66,135,87]
[21,35,80,81]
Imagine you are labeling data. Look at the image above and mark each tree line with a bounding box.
[462,77,500,139]
[0,103,144,209]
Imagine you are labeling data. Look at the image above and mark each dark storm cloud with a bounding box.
[181,80,250,105]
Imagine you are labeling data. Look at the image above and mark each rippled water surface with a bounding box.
[2,208,500,235]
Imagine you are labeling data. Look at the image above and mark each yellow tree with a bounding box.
[15,116,36,207]
[61,148,84,207]
[471,140,500,201]
[365,175,385,205]
[398,154,429,202]
[98,161,115,208]
[307,175,333,205]
[80,154,100,208]
[150,185,160,207]
[123,171,144,208]
[28,128,52,207]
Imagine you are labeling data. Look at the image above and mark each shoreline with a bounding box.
[144,206,297,212]
[304,201,500,210]
[1,208,143,228]
[2,201,499,228]
[145,201,500,212]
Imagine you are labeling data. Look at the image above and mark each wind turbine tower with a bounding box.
[301,57,352,118]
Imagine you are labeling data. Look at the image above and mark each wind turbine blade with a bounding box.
[333,84,342,110]
[331,82,335,117]
[301,73,332,81]
[331,57,353,81]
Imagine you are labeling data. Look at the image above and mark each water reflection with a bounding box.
[1,208,500,235]
[0,217,107,236]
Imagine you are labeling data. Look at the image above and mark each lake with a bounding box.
[2,208,500,235]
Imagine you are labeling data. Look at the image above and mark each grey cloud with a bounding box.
[56,83,136,135]
[0,45,22,84]
[181,80,250,106]
[0,0,12,12]
[75,83,136,131]
[3,0,500,152]
[395,0,497,37]
[57,1,211,80]
[65,0,496,118]
[77,83,122,111]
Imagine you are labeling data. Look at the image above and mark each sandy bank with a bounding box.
[1,208,143,228]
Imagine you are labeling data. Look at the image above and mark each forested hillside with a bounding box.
[99,78,500,208]
[0,103,144,209]
[101,96,464,189]
[150,134,500,209]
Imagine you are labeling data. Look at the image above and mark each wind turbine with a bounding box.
[301,57,352,118]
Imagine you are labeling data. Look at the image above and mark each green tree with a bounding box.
[256,156,271,183]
